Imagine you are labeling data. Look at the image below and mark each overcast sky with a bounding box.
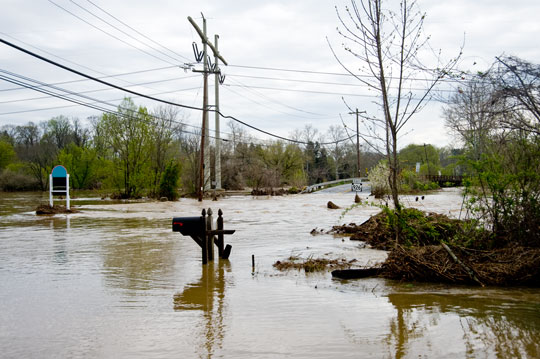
[1,0,539,148]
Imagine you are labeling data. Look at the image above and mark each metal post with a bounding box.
[49,173,53,207]
[214,34,222,190]
[66,173,70,211]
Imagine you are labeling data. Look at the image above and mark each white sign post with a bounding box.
[49,165,70,210]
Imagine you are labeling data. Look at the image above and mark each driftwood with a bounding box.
[441,243,484,287]
[332,268,381,279]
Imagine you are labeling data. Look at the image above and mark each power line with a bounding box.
[0,38,354,146]
[223,81,339,121]
[229,64,467,84]
[0,64,183,92]
[0,70,213,138]
[83,0,192,62]
[0,86,201,115]
[46,0,180,66]
[227,73,459,93]
[224,83,378,98]
[0,31,192,96]
[0,71,294,147]
[0,75,199,104]
[67,0,187,64]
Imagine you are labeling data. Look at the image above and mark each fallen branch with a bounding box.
[442,243,484,287]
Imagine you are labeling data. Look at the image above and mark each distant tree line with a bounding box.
[1,97,393,197]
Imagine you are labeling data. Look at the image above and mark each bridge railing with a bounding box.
[301,177,369,193]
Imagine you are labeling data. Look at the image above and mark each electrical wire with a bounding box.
[0,86,201,115]
[229,64,469,84]
[46,0,180,66]
[67,0,186,64]
[0,38,355,146]
[0,31,195,97]
[226,77,334,118]
[0,75,199,104]
[83,0,192,62]
[0,71,292,148]
[223,83,379,98]
[0,64,184,93]
[227,73,459,93]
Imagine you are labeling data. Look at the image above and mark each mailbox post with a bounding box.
[172,208,234,264]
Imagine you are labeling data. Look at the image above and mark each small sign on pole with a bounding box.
[351,178,363,192]
[49,165,70,210]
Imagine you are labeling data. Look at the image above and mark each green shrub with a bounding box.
[159,161,181,200]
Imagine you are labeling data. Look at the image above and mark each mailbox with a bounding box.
[172,216,205,236]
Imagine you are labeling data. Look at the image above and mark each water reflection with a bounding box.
[385,290,540,358]
[101,226,176,291]
[174,261,231,359]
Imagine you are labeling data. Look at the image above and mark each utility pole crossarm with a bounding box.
[188,16,228,66]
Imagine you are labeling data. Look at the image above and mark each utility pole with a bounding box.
[188,15,227,201]
[214,34,221,190]
[349,108,366,178]
[424,143,431,175]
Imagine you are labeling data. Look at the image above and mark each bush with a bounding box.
[159,161,181,201]
[368,162,390,197]
[464,137,540,247]
[0,168,40,191]
[400,169,439,193]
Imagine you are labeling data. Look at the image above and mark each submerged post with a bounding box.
[201,209,208,264]
[206,208,214,261]
[217,209,224,257]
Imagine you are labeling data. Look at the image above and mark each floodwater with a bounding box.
[0,189,539,358]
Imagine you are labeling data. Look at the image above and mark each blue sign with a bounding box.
[52,165,67,178]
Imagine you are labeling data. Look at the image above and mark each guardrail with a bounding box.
[301,177,369,193]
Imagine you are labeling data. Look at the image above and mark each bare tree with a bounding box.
[490,56,540,135]
[444,78,500,160]
[331,0,462,216]
[327,124,347,179]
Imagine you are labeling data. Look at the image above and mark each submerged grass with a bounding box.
[273,255,354,273]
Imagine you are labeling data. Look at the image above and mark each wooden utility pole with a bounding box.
[214,34,222,190]
[188,15,227,201]
[349,109,366,178]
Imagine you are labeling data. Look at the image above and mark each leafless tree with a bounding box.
[331,0,462,215]
[327,124,347,179]
[443,78,501,159]
[490,56,540,136]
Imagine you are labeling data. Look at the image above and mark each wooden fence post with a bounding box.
[201,209,208,264]
[207,208,214,261]
[217,209,224,258]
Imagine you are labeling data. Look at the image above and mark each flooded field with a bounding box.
[1,189,539,358]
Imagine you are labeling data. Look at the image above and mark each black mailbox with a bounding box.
[172,216,205,236]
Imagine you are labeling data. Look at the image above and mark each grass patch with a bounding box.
[273,255,354,273]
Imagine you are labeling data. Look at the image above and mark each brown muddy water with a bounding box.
[0,189,539,358]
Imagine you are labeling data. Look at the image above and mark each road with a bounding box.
[314,182,372,194]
